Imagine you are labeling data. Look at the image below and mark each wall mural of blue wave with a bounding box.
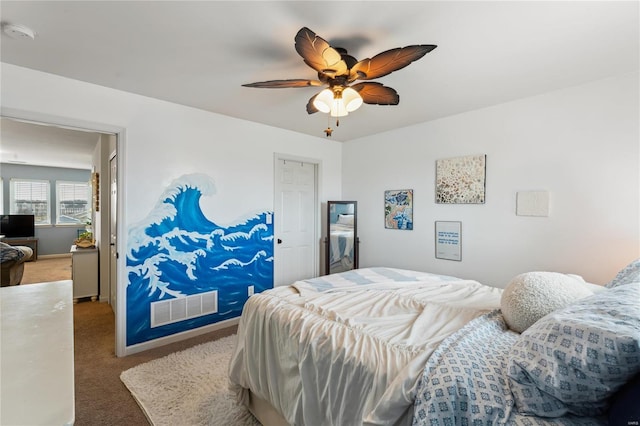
[126,173,273,346]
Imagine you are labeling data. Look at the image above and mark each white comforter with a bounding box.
[228,268,502,426]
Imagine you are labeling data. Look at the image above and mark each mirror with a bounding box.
[326,201,358,274]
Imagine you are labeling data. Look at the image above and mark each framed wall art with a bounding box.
[384,189,413,230]
[91,172,100,212]
[435,221,461,261]
[436,155,486,204]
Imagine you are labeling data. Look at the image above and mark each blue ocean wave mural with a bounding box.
[126,173,273,346]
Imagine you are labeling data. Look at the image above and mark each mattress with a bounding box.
[228,267,502,426]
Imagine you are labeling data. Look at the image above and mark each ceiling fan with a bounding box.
[242,27,437,137]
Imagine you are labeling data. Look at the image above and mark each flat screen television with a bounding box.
[0,214,36,238]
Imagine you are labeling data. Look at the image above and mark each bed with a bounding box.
[228,263,640,426]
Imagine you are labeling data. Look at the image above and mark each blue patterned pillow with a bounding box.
[606,258,640,288]
[507,282,640,417]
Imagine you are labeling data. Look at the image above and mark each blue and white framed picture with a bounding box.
[384,189,413,230]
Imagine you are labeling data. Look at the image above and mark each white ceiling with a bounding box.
[0,1,638,168]
[1,118,101,169]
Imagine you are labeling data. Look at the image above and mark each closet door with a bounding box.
[274,158,318,286]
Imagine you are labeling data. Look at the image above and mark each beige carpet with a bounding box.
[21,256,72,284]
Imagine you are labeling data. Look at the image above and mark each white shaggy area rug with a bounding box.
[120,334,259,426]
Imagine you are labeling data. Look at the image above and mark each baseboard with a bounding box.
[122,317,240,356]
[38,253,72,259]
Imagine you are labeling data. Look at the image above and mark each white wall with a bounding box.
[1,63,343,354]
[3,62,638,349]
[343,73,639,287]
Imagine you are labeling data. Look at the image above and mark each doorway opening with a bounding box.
[0,113,124,355]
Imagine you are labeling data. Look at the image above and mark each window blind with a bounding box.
[57,181,90,224]
[10,179,50,224]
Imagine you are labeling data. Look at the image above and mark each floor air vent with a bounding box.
[150,290,218,328]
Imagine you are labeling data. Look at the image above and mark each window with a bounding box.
[0,178,3,214]
[10,179,51,225]
[56,181,91,225]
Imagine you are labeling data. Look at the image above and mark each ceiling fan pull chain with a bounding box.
[324,114,333,137]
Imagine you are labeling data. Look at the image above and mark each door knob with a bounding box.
[277,239,282,244]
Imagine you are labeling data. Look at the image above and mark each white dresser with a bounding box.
[71,245,99,302]
[0,280,75,425]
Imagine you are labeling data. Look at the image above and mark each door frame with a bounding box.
[1,107,127,357]
[273,153,322,283]
[108,152,118,315]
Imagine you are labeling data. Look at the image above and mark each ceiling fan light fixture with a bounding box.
[312,88,333,113]
[313,86,363,117]
[330,98,348,117]
[342,87,363,112]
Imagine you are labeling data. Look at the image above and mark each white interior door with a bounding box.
[274,158,318,286]
[109,155,117,314]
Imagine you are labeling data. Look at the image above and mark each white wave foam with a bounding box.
[213,250,268,271]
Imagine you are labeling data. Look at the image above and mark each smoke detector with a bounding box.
[2,23,36,40]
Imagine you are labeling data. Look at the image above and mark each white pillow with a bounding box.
[337,214,354,226]
[501,272,595,333]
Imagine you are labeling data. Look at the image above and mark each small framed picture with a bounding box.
[384,189,413,230]
[435,221,462,261]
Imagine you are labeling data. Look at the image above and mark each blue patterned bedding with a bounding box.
[412,310,606,426]
[293,267,462,293]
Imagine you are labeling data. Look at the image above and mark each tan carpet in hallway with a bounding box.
[19,258,238,425]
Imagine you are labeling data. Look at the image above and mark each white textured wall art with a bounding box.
[516,191,550,216]
[436,155,486,204]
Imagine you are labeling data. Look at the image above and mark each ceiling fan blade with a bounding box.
[295,27,348,78]
[349,45,437,81]
[242,79,323,88]
[306,94,319,114]
[351,82,399,105]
